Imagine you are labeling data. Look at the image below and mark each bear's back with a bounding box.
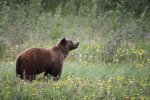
[20,48,51,61]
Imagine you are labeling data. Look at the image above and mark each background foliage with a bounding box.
[0,0,150,63]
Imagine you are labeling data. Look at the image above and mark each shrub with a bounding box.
[0,38,7,59]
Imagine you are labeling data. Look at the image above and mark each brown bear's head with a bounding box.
[58,37,79,51]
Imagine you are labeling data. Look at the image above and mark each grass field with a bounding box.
[0,61,149,100]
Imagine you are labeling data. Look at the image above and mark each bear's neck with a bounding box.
[52,45,69,56]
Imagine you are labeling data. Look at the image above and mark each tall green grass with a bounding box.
[0,61,149,100]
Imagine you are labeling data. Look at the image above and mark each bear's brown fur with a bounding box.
[16,37,79,81]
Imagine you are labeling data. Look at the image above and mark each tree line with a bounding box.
[1,0,150,17]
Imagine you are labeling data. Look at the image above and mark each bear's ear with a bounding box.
[60,37,66,45]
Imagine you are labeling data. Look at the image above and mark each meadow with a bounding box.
[0,15,150,100]
[0,0,150,99]
[0,61,150,100]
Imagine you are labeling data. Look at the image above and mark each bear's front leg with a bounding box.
[44,72,49,82]
[53,69,62,81]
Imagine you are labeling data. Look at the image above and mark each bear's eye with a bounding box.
[70,40,73,44]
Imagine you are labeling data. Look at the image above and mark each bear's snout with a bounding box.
[74,42,79,48]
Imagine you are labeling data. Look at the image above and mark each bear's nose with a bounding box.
[76,42,79,47]
[77,42,79,46]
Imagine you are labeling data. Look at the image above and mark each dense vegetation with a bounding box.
[0,0,150,99]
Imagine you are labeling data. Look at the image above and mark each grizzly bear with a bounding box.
[16,37,79,81]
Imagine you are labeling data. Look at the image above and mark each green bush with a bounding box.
[0,39,7,59]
